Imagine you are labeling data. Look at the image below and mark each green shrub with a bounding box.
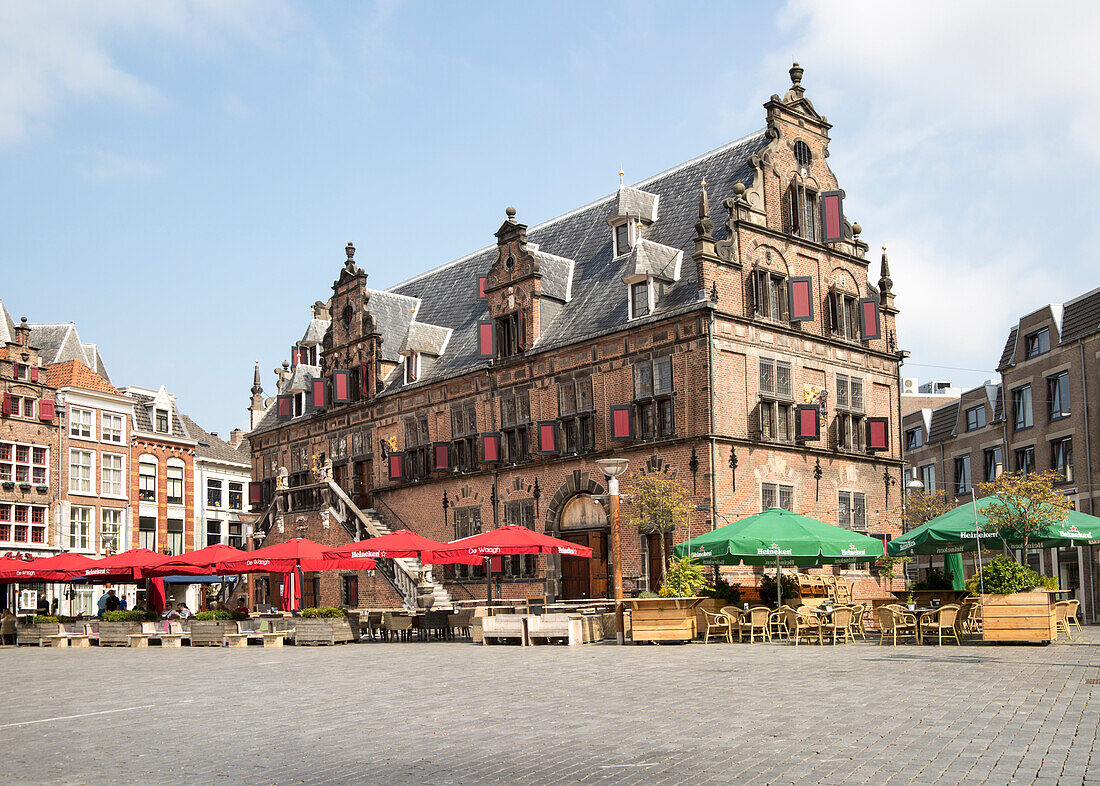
[1035,573,1060,591]
[102,610,157,622]
[194,609,249,621]
[299,607,348,618]
[33,615,62,624]
[758,572,800,606]
[658,556,710,598]
[638,590,661,599]
[974,556,1051,595]
[704,575,743,606]
[913,568,955,590]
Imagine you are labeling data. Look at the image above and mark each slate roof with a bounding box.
[178,414,250,465]
[284,364,319,393]
[27,323,110,382]
[1059,286,1100,345]
[997,326,1018,371]
[402,322,451,356]
[614,185,659,222]
[128,392,187,437]
[252,130,769,435]
[626,239,683,281]
[300,319,329,345]
[927,400,960,444]
[44,360,118,395]
[0,299,15,346]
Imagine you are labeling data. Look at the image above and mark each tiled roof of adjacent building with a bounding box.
[44,360,118,395]
[1059,286,1100,345]
[927,400,960,443]
[997,326,1018,371]
[178,414,250,465]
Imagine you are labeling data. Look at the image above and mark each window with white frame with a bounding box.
[70,407,94,439]
[166,461,184,505]
[101,453,125,497]
[69,449,94,494]
[0,442,48,485]
[630,282,649,318]
[101,509,122,553]
[0,504,47,544]
[905,427,923,450]
[752,268,790,322]
[155,408,169,434]
[759,357,794,442]
[10,396,35,419]
[138,516,156,550]
[614,223,631,256]
[229,482,243,511]
[102,412,124,443]
[166,518,184,556]
[835,374,865,452]
[761,483,794,512]
[293,392,305,418]
[207,478,223,508]
[838,491,867,531]
[138,456,157,501]
[919,464,936,491]
[206,519,223,547]
[69,506,92,550]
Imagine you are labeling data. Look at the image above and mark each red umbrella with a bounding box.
[433,525,594,558]
[0,556,48,583]
[138,544,250,578]
[147,577,167,613]
[220,538,376,574]
[81,548,172,581]
[323,530,481,565]
[5,551,98,581]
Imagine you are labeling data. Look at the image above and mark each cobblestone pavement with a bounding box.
[1,630,1099,785]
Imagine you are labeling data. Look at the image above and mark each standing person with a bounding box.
[118,595,128,611]
[104,589,120,614]
[97,590,111,619]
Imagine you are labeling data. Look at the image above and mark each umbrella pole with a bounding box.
[973,497,984,595]
[296,562,304,612]
[484,557,492,605]
[776,556,781,609]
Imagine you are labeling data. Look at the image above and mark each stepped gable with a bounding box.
[385,130,767,389]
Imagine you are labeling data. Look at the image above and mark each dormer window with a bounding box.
[155,408,169,434]
[404,352,420,384]
[631,282,649,318]
[293,392,305,417]
[615,224,631,256]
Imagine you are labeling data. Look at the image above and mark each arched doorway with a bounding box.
[558,495,609,599]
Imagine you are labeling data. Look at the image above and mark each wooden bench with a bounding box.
[527,614,583,646]
[260,630,292,647]
[47,633,92,648]
[481,614,529,646]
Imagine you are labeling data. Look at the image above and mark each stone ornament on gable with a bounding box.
[276,466,288,488]
[321,510,330,530]
[276,516,285,534]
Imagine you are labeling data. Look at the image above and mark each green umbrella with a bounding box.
[888,495,1100,557]
[673,508,886,607]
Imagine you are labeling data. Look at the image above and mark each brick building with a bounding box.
[246,65,907,609]
[903,287,1100,621]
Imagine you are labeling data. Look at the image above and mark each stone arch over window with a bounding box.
[544,469,608,534]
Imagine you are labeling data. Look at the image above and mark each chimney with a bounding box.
[228,428,246,449]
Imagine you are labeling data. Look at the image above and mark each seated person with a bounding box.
[175,603,192,619]
[234,597,250,616]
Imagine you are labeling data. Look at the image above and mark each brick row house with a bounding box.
[903,288,1100,621]
[245,65,907,610]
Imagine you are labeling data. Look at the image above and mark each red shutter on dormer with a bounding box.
[795,404,820,441]
[360,362,370,397]
[866,417,889,452]
[333,370,350,403]
[29,366,38,383]
[859,298,881,341]
[291,347,300,367]
[312,378,327,409]
[277,395,292,418]
[478,321,495,358]
[788,277,814,322]
[538,421,559,455]
[388,452,405,481]
[481,433,500,464]
[38,399,55,422]
[821,190,844,243]
[249,482,263,506]
[610,405,633,442]
[516,308,527,352]
[433,443,451,472]
[478,277,488,299]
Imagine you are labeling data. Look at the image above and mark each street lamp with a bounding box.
[596,458,628,644]
[899,478,924,589]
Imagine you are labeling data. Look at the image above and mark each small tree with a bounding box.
[976,470,1071,559]
[903,488,952,532]
[624,471,692,573]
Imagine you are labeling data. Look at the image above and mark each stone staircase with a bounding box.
[361,508,454,610]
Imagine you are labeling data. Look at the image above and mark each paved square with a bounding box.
[1,632,1098,784]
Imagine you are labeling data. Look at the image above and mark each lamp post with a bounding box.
[901,478,924,589]
[595,458,629,644]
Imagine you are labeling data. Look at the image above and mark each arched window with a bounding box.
[138,455,158,502]
[786,174,819,242]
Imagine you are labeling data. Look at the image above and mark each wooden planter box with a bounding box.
[98,621,142,647]
[189,620,239,647]
[981,592,1056,644]
[294,617,354,645]
[624,597,702,643]
[16,623,59,646]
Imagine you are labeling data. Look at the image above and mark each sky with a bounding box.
[1,1,1097,436]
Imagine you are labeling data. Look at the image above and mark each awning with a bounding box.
[161,574,234,584]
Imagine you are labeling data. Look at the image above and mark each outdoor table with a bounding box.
[906,607,939,643]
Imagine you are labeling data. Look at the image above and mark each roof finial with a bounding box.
[505,206,516,220]
[619,167,624,187]
[346,242,355,261]
[881,245,891,278]
[694,179,714,240]
[790,61,803,87]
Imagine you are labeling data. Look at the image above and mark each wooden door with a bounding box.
[588,531,609,598]
[356,460,373,509]
[560,531,610,599]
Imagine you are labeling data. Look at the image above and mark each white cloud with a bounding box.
[0,1,294,147]
[81,149,163,180]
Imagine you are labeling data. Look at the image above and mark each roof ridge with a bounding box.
[387,129,767,292]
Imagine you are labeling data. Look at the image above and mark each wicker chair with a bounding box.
[744,607,770,643]
[720,606,745,641]
[768,607,792,641]
[876,606,917,645]
[447,610,473,640]
[808,575,827,597]
[848,604,867,640]
[382,612,413,642]
[1066,599,1083,635]
[919,604,961,646]
[785,606,822,645]
[834,576,852,604]
[1053,601,1072,639]
[702,610,733,644]
[796,574,815,598]
[820,607,854,645]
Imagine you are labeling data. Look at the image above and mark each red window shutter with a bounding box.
[277,395,292,418]
[478,277,488,299]
[291,347,300,367]
[538,421,559,455]
[1,392,10,416]
[29,366,38,383]
[38,399,55,422]
[249,482,263,506]
[312,378,327,409]
[360,362,370,397]
[610,405,633,442]
[481,433,500,464]
[859,298,881,341]
[867,418,889,452]
[787,182,800,235]
[827,287,839,333]
[820,190,844,243]
[332,370,350,403]
[433,443,451,472]
[406,354,418,383]
[795,404,820,441]
[388,452,405,481]
[478,321,495,358]
[489,556,502,572]
[516,308,527,352]
[788,277,814,322]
